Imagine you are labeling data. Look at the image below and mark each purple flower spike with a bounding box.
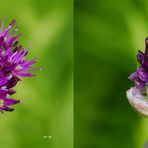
[0,17,37,113]
[127,37,148,117]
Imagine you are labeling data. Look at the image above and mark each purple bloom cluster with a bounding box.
[126,37,148,117]
[129,37,148,90]
[0,18,36,113]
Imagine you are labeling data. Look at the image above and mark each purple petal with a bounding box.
[6,76,20,88]
[4,98,20,106]
[128,72,138,81]
[7,34,21,44]
[137,67,148,82]
[16,71,35,77]
[137,50,144,64]
[18,59,36,70]
[0,106,14,111]
[8,89,16,95]
[145,37,148,53]
[135,79,145,90]
[9,19,16,27]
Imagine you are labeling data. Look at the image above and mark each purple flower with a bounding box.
[127,37,148,117]
[0,17,36,113]
[129,37,148,88]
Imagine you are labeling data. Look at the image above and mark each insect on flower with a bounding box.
[0,17,37,113]
[127,37,148,117]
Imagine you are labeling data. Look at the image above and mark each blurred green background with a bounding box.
[0,0,73,148]
[75,0,148,148]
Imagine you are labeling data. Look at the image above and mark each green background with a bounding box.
[75,0,148,148]
[0,0,73,148]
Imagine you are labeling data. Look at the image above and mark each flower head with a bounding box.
[0,17,36,113]
[127,37,148,117]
